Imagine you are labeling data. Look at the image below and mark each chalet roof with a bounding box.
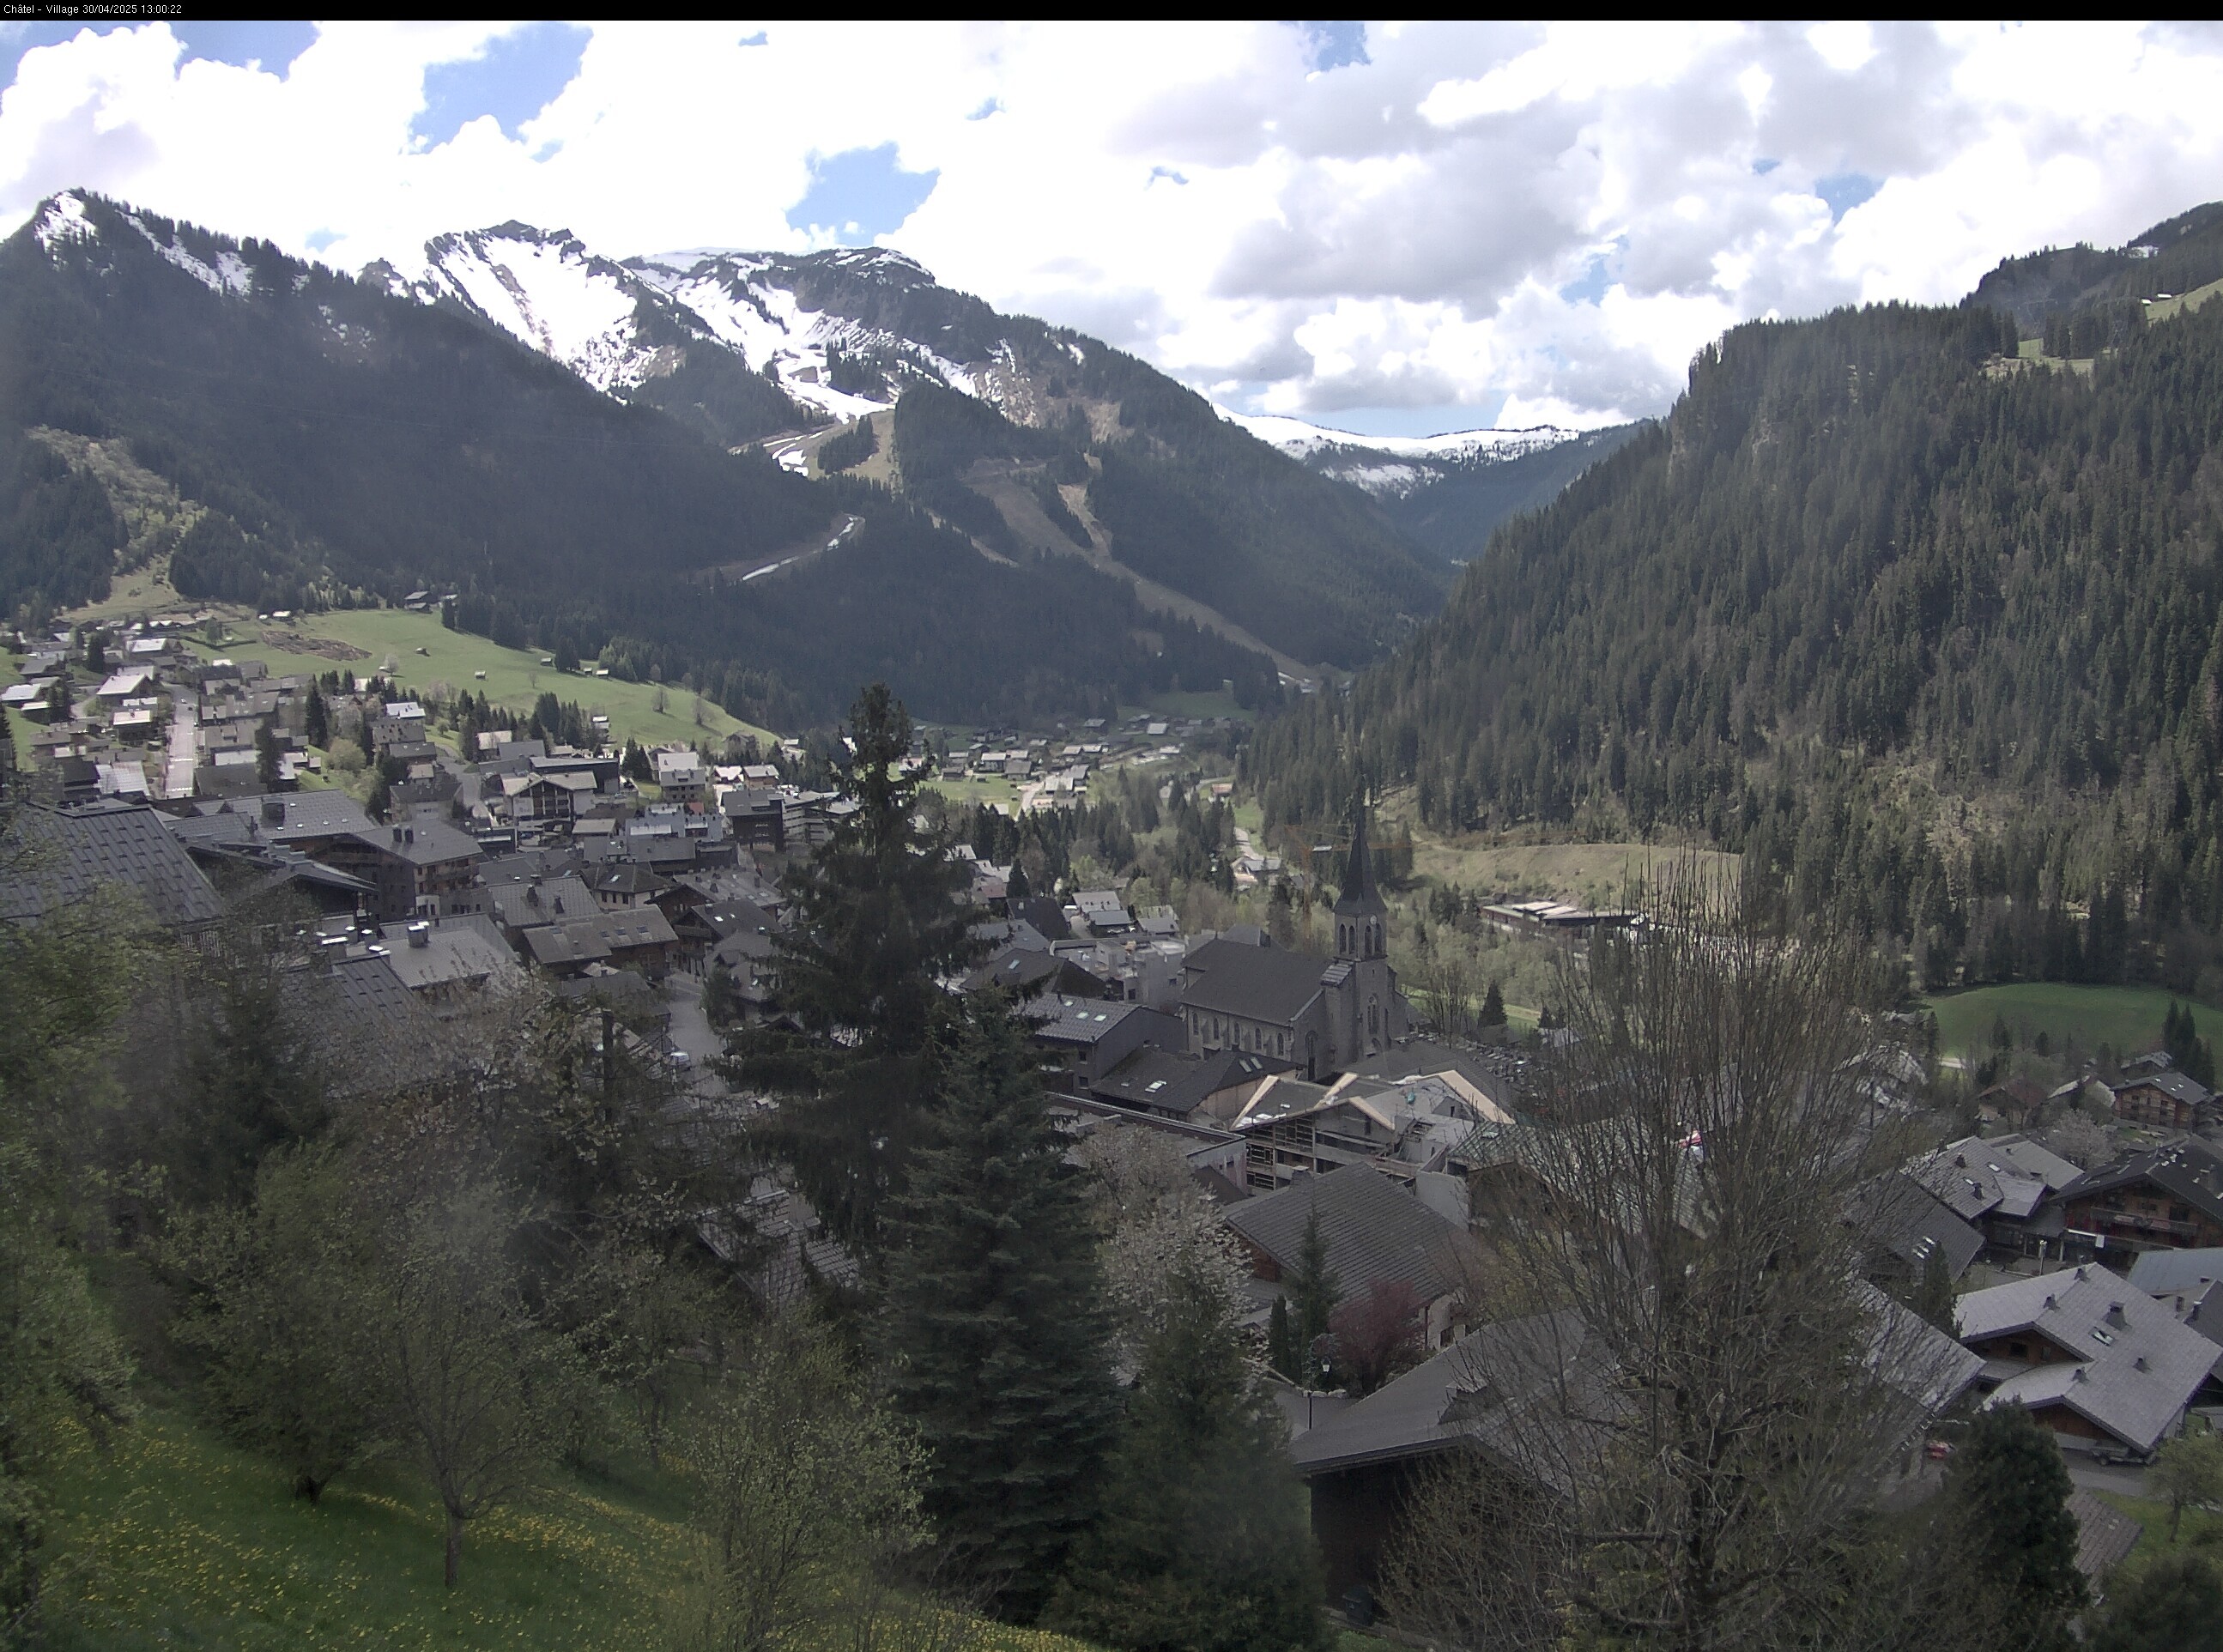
[488,874,597,930]
[1856,1173,1984,1280]
[1034,996,1156,1048]
[2068,1488,2143,1582]
[2114,1070,2214,1107]
[2074,1137,2223,1229]
[1958,1266,2223,1451]
[1290,1308,1602,1481]
[2126,1246,2223,1295]
[2,802,222,929]
[1181,935,1331,1026]
[348,818,482,867]
[1091,1046,1284,1116]
[376,914,522,993]
[1223,1161,1463,1299]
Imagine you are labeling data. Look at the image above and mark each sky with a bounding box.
[4,20,2223,436]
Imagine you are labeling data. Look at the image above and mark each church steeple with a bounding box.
[1333,801,1387,960]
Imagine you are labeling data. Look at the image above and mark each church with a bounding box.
[1178,808,1408,1080]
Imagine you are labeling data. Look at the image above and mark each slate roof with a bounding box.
[377,915,522,992]
[1033,996,1148,1048]
[348,818,482,867]
[488,875,597,930]
[179,790,375,842]
[1289,1308,1602,1482]
[524,906,678,969]
[1182,935,1333,1025]
[2,802,222,929]
[1091,1046,1284,1116]
[1856,1174,1985,1279]
[1223,1161,1463,1298]
[1958,1266,2223,1452]
[2126,1246,2223,1295]
[2114,1070,2214,1108]
[2068,1487,2142,1582]
[2073,1137,2223,1230]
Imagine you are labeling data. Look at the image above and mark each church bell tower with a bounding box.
[1334,805,1388,961]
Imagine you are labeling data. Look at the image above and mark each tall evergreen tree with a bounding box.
[1045,1243,1325,1652]
[303,681,328,748]
[1286,1207,1340,1387]
[726,685,983,1246]
[1947,1403,2087,1644]
[880,997,1115,1617]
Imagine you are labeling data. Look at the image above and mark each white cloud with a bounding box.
[3,20,2222,429]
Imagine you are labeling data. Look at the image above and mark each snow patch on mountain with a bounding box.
[629,248,984,419]
[33,191,96,252]
[124,213,252,298]
[416,227,666,394]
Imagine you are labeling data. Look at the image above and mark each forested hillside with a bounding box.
[0,192,1271,726]
[1253,206,2223,998]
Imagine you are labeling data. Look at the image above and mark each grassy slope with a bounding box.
[46,1405,694,1650]
[1407,835,1739,911]
[1923,982,2223,1062]
[45,1401,1096,1652]
[182,609,775,751]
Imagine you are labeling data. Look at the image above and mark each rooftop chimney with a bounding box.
[392,825,403,844]
[407,921,430,948]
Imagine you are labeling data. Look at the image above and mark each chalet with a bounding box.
[2058,1137,2223,1259]
[523,905,680,979]
[376,913,524,1001]
[2127,1248,2223,1346]
[1088,1046,1287,1122]
[2110,1069,2212,1129]
[654,748,707,802]
[1905,1133,2085,1262]
[719,786,786,850]
[965,944,1115,1002]
[1294,1291,1978,1604]
[1031,997,1184,1086]
[1957,1268,2223,1456]
[1228,1068,1514,1191]
[1223,1163,1469,1352]
[370,700,427,748]
[324,819,484,923]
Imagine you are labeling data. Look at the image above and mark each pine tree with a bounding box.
[727,685,984,1247]
[1045,1244,1325,1652]
[304,682,328,748]
[1479,977,1506,1028]
[255,722,281,790]
[1286,1207,1340,1387]
[1947,1403,2086,1642]
[881,998,1115,1616]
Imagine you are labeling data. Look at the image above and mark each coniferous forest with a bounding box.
[1253,205,2223,998]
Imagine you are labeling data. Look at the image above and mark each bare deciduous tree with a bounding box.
[1387,867,1972,1651]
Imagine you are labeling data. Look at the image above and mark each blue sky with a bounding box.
[6,21,2222,432]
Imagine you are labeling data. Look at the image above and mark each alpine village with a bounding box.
[13,36,2223,1652]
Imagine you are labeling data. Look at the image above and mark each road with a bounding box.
[662,972,730,1098]
[164,698,197,798]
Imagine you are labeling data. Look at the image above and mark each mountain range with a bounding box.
[0,193,1634,726]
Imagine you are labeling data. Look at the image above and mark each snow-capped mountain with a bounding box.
[381,222,1041,439]
[1221,409,1591,499]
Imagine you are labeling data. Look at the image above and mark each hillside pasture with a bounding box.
[181,608,776,751]
[1923,982,2223,1062]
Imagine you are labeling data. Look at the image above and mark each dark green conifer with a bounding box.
[881,996,1115,1616]
[726,685,983,1246]
[1045,1244,1325,1652]
[1947,1403,2086,1643]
